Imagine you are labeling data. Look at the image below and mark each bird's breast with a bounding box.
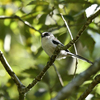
[41,38,56,57]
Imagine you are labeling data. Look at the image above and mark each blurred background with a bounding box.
[0,0,100,100]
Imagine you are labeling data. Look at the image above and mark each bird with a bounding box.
[41,32,93,64]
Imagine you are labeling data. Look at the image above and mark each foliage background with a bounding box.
[0,0,100,100]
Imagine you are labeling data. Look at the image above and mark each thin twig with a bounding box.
[0,15,42,34]
[24,46,61,93]
[61,14,78,78]
[0,51,23,87]
[60,13,78,55]
[53,64,64,86]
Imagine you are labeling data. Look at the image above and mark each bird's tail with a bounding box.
[67,52,93,64]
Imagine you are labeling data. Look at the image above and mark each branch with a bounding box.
[0,9,100,100]
[12,9,100,93]
[0,49,59,99]
[60,13,78,55]
[62,9,100,50]
[53,64,64,86]
[23,45,61,92]
[0,51,25,100]
[78,74,100,100]
[52,58,100,100]
[0,15,41,34]
[0,51,24,87]
[61,13,78,77]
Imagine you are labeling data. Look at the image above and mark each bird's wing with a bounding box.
[52,37,64,45]
[52,39,64,46]
[52,39,69,52]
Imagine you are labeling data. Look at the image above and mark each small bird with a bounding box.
[41,32,93,64]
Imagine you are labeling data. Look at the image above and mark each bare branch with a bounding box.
[14,45,60,94]
[62,9,100,50]
[0,51,24,87]
[24,46,60,92]
[78,74,100,100]
[53,64,64,86]
[0,15,41,34]
[0,51,25,100]
[60,13,78,55]
[60,13,78,78]
[52,58,100,100]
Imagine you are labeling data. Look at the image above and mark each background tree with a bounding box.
[0,0,100,100]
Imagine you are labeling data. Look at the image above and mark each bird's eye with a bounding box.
[44,33,49,36]
[42,32,50,37]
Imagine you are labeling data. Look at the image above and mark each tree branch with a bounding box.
[61,13,78,77]
[0,51,25,100]
[53,63,64,86]
[0,51,24,87]
[62,9,100,50]
[23,46,61,92]
[78,74,100,100]
[52,58,100,100]
[0,15,41,34]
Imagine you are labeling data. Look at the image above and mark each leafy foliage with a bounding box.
[0,0,100,100]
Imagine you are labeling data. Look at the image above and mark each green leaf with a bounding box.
[38,14,47,24]
[80,32,95,55]
[63,15,74,21]
[22,67,39,78]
